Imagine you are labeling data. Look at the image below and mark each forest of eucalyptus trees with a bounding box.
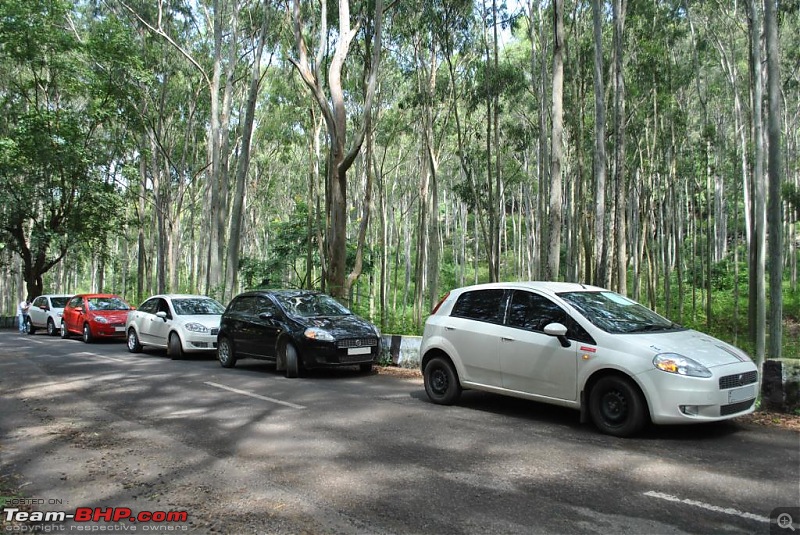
[1,0,798,362]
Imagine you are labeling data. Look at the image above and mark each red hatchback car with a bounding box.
[61,294,134,343]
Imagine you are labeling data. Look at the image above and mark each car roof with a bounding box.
[236,289,322,298]
[448,281,607,296]
[144,294,218,300]
[72,293,125,298]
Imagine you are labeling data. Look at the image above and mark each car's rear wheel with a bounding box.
[82,323,93,343]
[423,356,462,405]
[25,317,36,335]
[217,336,236,368]
[47,318,57,336]
[284,342,302,378]
[127,328,142,353]
[588,375,647,437]
[60,321,69,339]
[168,333,184,360]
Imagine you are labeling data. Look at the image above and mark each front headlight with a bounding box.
[304,327,334,342]
[184,322,209,333]
[93,316,109,324]
[653,353,712,378]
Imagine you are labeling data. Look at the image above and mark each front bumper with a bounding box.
[639,361,759,424]
[183,332,219,352]
[300,339,380,368]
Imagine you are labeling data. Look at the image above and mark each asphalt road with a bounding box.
[1,330,798,534]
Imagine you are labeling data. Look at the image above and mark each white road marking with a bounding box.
[204,381,306,410]
[73,352,127,363]
[643,491,770,523]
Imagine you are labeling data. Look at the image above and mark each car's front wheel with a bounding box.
[588,375,647,437]
[284,342,302,378]
[168,333,184,360]
[25,317,36,335]
[423,356,462,405]
[82,323,93,344]
[217,336,236,368]
[47,318,57,336]
[127,329,142,353]
[60,321,69,339]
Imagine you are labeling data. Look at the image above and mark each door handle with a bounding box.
[501,337,515,342]
[445,326,456,331]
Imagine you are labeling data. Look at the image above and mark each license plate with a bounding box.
[347,346,371,356]
[728,384,756,404]
[114,327,125,332]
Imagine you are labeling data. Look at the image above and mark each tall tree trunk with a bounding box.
[591,0,607,288]
[224,22,269,302]
[547,0,565,280]
[765,0,783,359]
[747,0,766,364]
[613,0,627,294]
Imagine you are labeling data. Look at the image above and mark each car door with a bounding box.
[63,296,84,333]
[29,296,47,328]
[147,298,173,347]
[446,289,508,387]
[247,295,283,359]
[498,290,579,401]
[134,298,159,345]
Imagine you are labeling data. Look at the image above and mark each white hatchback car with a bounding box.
[126,294,225,359]
[26,294,72,336]
[420,282,759,437]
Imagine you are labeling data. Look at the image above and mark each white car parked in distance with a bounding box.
[420,282,759,437]
[125,294,225,359]
[26,294,72,336]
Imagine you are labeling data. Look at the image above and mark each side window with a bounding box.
[450,289,507,324]
[507,291,568,332]
[139,299,158,314]
[67,296,82,308]
[33,297,46,308]
[256,296,279,316]
[507,291,595,344]
[230,296,256,314]
[156,299,172,318]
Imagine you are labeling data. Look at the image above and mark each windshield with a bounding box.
[172,298,225,316]
[87,297,130,311]
[558,291,683,334]
[274,293,352,318]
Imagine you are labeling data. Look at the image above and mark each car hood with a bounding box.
[179,315,221,329]
[299,315,377,338]
[618,329,752,368]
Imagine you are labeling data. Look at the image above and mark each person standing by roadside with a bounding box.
[17,297,30,333]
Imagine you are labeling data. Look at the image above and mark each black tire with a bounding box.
[47,318,57,336]
[285,342,302,378]
[217,336,236,368]
[127,328,142,353]
[25,317,36,335]
[60,321,69,339]
[168,333,184,360]
[588,375,647,437]
[82,323,93,344]
[359,362,374,374]
[423,356,462,405]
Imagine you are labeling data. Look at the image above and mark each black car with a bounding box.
[216,290,381,377]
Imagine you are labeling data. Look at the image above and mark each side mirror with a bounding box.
[544,322,571,348]
[258,312,274,321]
[156,311,168,320]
